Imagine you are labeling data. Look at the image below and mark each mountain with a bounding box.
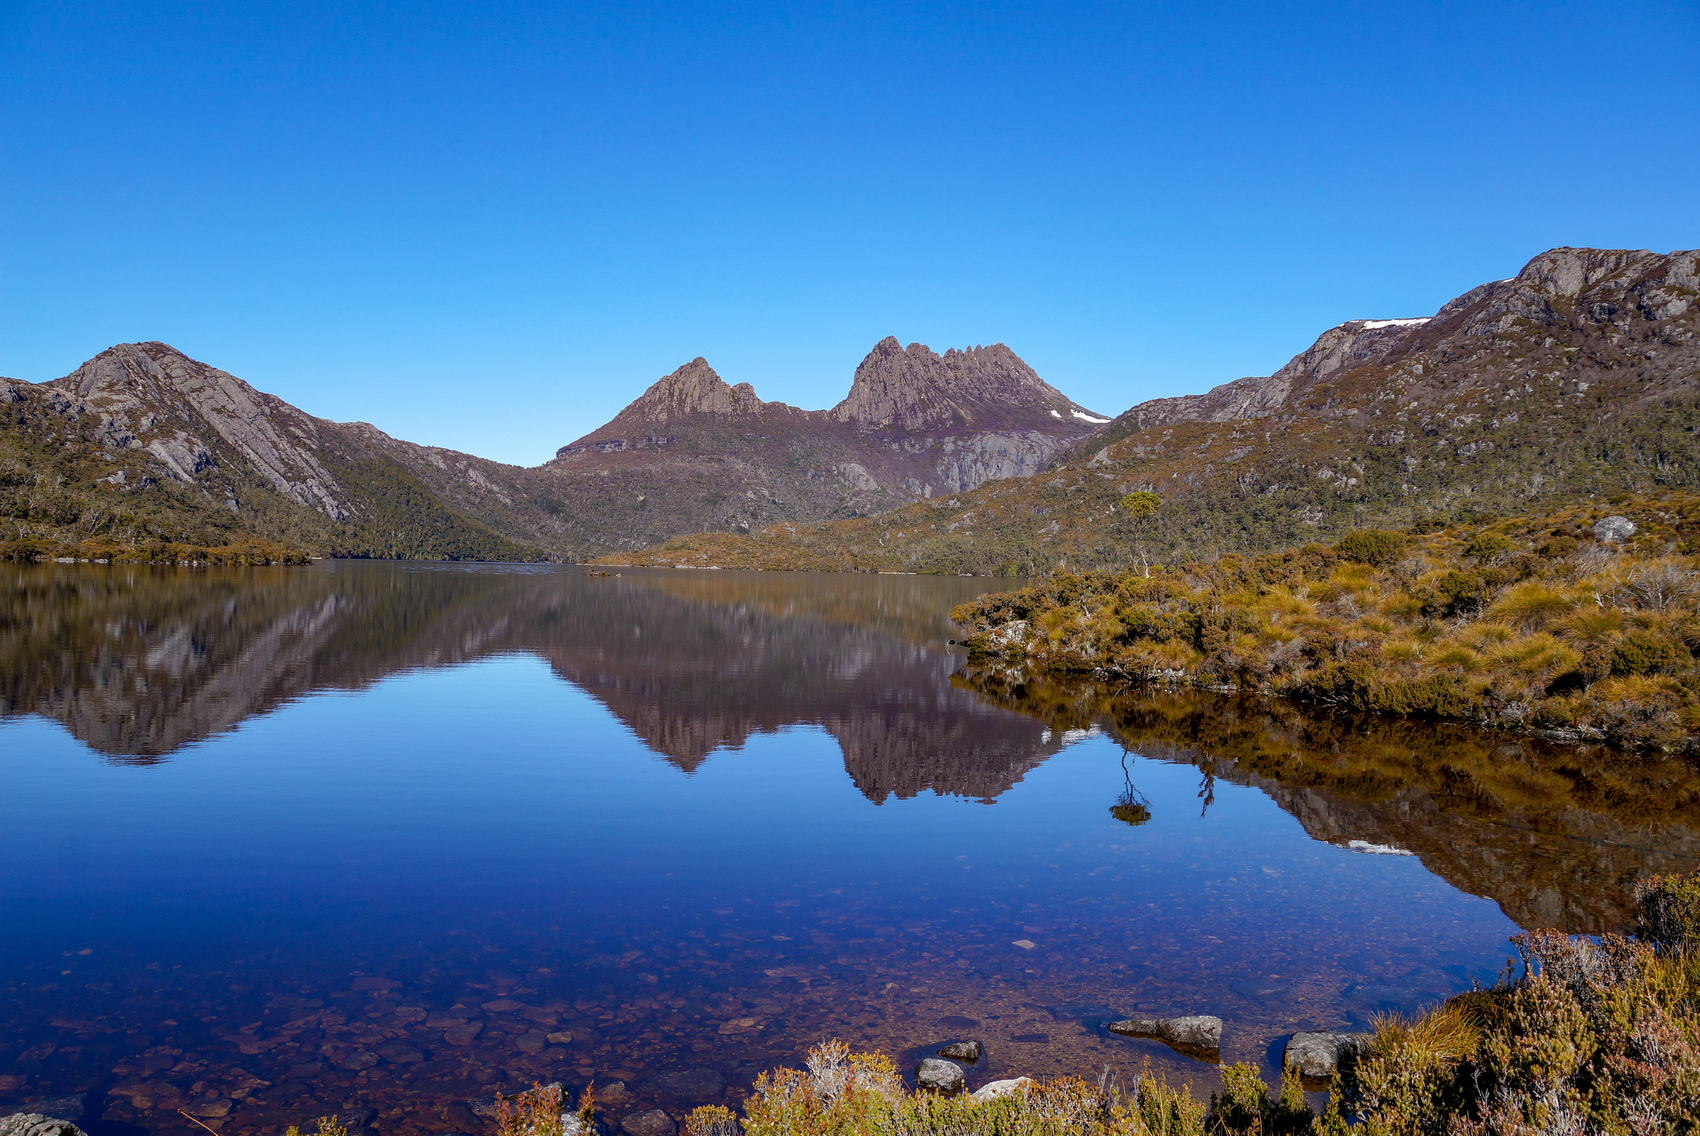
[1,341,554,560]
[0,561,1065,803]
[598,246,1700,574]
[536,338,1107,553]
[0,337,1103,561]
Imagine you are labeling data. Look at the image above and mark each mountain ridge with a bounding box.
[2,334,1105,561]
[599,245,1700,574]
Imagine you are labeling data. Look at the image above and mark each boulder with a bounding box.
[914,1058,966,1093]
[1283,1031,1371,1078]
[937,1040,982,1062]
[1107,1015,1222,1054]
[969,1078,1034,1103]
[0,1116,88,1136]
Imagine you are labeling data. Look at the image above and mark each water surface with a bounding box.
[2,561,1695,1136]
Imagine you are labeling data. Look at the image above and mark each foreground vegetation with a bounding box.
[952,493,1700,751]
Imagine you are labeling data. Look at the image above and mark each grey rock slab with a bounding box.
[1107,1015,1222,1052]
[914,1058,966,1094]
[937,1040,982,1062]
[969,1078,1034,1103]
[1593,515,1637,543]
[0,1117,88,1136]
[620,1110,675,1136]
[1283,1031,1371,1078]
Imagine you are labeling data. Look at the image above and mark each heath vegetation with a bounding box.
[952,494,1700,751]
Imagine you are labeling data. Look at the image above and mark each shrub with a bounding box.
[1463,532,1515,560]
[1336,529,1408,566]
[1610,630,1689,676]
[1636,870,1700,953]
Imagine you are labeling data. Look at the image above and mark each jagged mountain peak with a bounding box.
[831,336,1103,431]
[610,356,771,426]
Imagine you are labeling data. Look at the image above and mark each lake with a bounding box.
[3,561,1696,1136]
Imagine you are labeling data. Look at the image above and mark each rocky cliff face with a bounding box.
[52,341,352,519]
[2,342,576,559]
[829,338,1100,431]
[1078,245,1699,454]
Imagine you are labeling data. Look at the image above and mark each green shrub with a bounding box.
[1610,630,1689,675]
[1636,870,1700,952]
[1463,532,1515,560]
[1335,529,1408,566]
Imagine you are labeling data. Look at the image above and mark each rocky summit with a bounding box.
[538,338,1107,553]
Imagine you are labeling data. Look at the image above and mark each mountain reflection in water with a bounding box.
[1,561,1695,1136]
[0,562,1061,801]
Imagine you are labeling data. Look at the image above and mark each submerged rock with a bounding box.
[652,1068,725,1101]
[914,1058,966,1093]
[620,1109,675,1136]
[1107,1015,1223,1056]
[937,1039,982,1062]
[1283,1031,1371,1078]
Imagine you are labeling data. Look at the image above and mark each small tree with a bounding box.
[1120,491,1162,575]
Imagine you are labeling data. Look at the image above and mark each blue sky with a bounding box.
[3,1,1696,466]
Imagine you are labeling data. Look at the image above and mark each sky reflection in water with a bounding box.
[1,562,1692,1136]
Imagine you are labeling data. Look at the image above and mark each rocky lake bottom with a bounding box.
[3,562,1696,1136]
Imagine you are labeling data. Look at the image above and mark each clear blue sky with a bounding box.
[3,1,1696,465]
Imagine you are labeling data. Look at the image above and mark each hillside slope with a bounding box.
[598,246,1699,575]
[1,342,548,560]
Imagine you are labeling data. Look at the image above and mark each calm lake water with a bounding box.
[3,561,1697,1136]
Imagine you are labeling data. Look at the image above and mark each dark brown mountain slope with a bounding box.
[599,245,1700,574]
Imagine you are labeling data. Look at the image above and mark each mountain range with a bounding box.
[3,244,1695,568]
[602,245,1700,574]
[0,335,1105,560]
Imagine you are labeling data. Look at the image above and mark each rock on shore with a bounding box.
[1107,1014,1223,1055]
[1283,1031,1371,1078]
